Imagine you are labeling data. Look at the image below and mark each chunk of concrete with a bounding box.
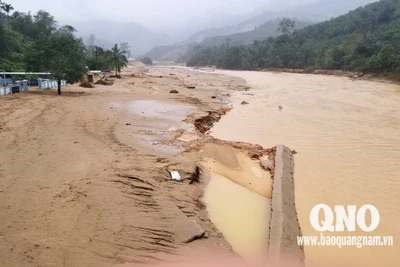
[260,156,274,171]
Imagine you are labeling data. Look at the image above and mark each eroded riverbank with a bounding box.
[0,63,279,266]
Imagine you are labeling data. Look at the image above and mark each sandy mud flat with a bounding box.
[0,63,276,266]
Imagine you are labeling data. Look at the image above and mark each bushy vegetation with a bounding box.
[187,0,400,76]
[0,1,128,87]
[140,56,153,65]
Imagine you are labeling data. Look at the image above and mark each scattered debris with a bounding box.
[95,79,113,86]
[169,73,176,76]
[241,101,249,105]
[126,123,131,126]
[189,166,201,185]
[279,106,283,111]
[170,90,179,94]
[170,171,182,181]
[79,82,95,88]
[187,86,196,89]
[128,82,135,85]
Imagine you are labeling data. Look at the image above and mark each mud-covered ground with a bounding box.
[0,62,274,267]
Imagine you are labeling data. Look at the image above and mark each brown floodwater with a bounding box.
[209,70,400,267]
[201,144,272,262]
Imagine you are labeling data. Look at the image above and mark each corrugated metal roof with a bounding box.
[2,72,51,75]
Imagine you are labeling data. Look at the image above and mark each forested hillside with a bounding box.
[199,19,311,48]
[187,0,400,76]
[143,19,310,61]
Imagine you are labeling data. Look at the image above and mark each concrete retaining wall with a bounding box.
[0,86,12,96]
[268,144,304,266]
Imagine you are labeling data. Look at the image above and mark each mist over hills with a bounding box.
[66,0,378,58]
[71,20,173,57]
[184,0,377,45]
[144,0,377,61]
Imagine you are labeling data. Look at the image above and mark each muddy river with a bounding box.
[209,70,400,267]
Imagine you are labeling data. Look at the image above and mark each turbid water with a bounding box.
[203,173,270,261]
[209,70,400,267]
[201,143,272,262]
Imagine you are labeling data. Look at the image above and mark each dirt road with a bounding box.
[0,65,253,266]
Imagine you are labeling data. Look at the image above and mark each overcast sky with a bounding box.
[9,0,316,28]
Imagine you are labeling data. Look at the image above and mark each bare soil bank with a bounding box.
[0,63,275,266]
[195,65,400,84]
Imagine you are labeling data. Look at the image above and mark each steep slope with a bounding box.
[143,45,189,62]
[199,19,312,48]
[185,0,377,45]
[145,0,378,61]
[187,0,400,76]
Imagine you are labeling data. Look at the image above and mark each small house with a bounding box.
[82,70,104,84]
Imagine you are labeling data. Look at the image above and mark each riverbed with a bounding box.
[210,70,400,267]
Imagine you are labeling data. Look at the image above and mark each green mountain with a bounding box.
[144,0,377,62]
[142,45,189,61]
[199,19,312,48]
[187,0,400,76]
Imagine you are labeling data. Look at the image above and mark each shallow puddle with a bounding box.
[201,144,272,262]
[129,100,194,128]
[116,100,197,154]
[203,172,270,261]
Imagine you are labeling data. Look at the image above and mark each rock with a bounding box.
[170,90,179,94]
[187,86,196,89]
[241,101,249,105]
[279,106,283,111]
[126,123,131,126]
[211,96,216,99]
[181,220,206,243]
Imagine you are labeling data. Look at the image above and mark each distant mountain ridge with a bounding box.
[72,20,172,56]
[144,0,378,61]
[184,0,377,45]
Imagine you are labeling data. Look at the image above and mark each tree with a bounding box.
[119,42,131,58]
[277,18,296,35]
[1,2,14,27]
[33,10,57,36]
[107,44,128,76]
[140,56,153,65]
[26,28,87,94]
